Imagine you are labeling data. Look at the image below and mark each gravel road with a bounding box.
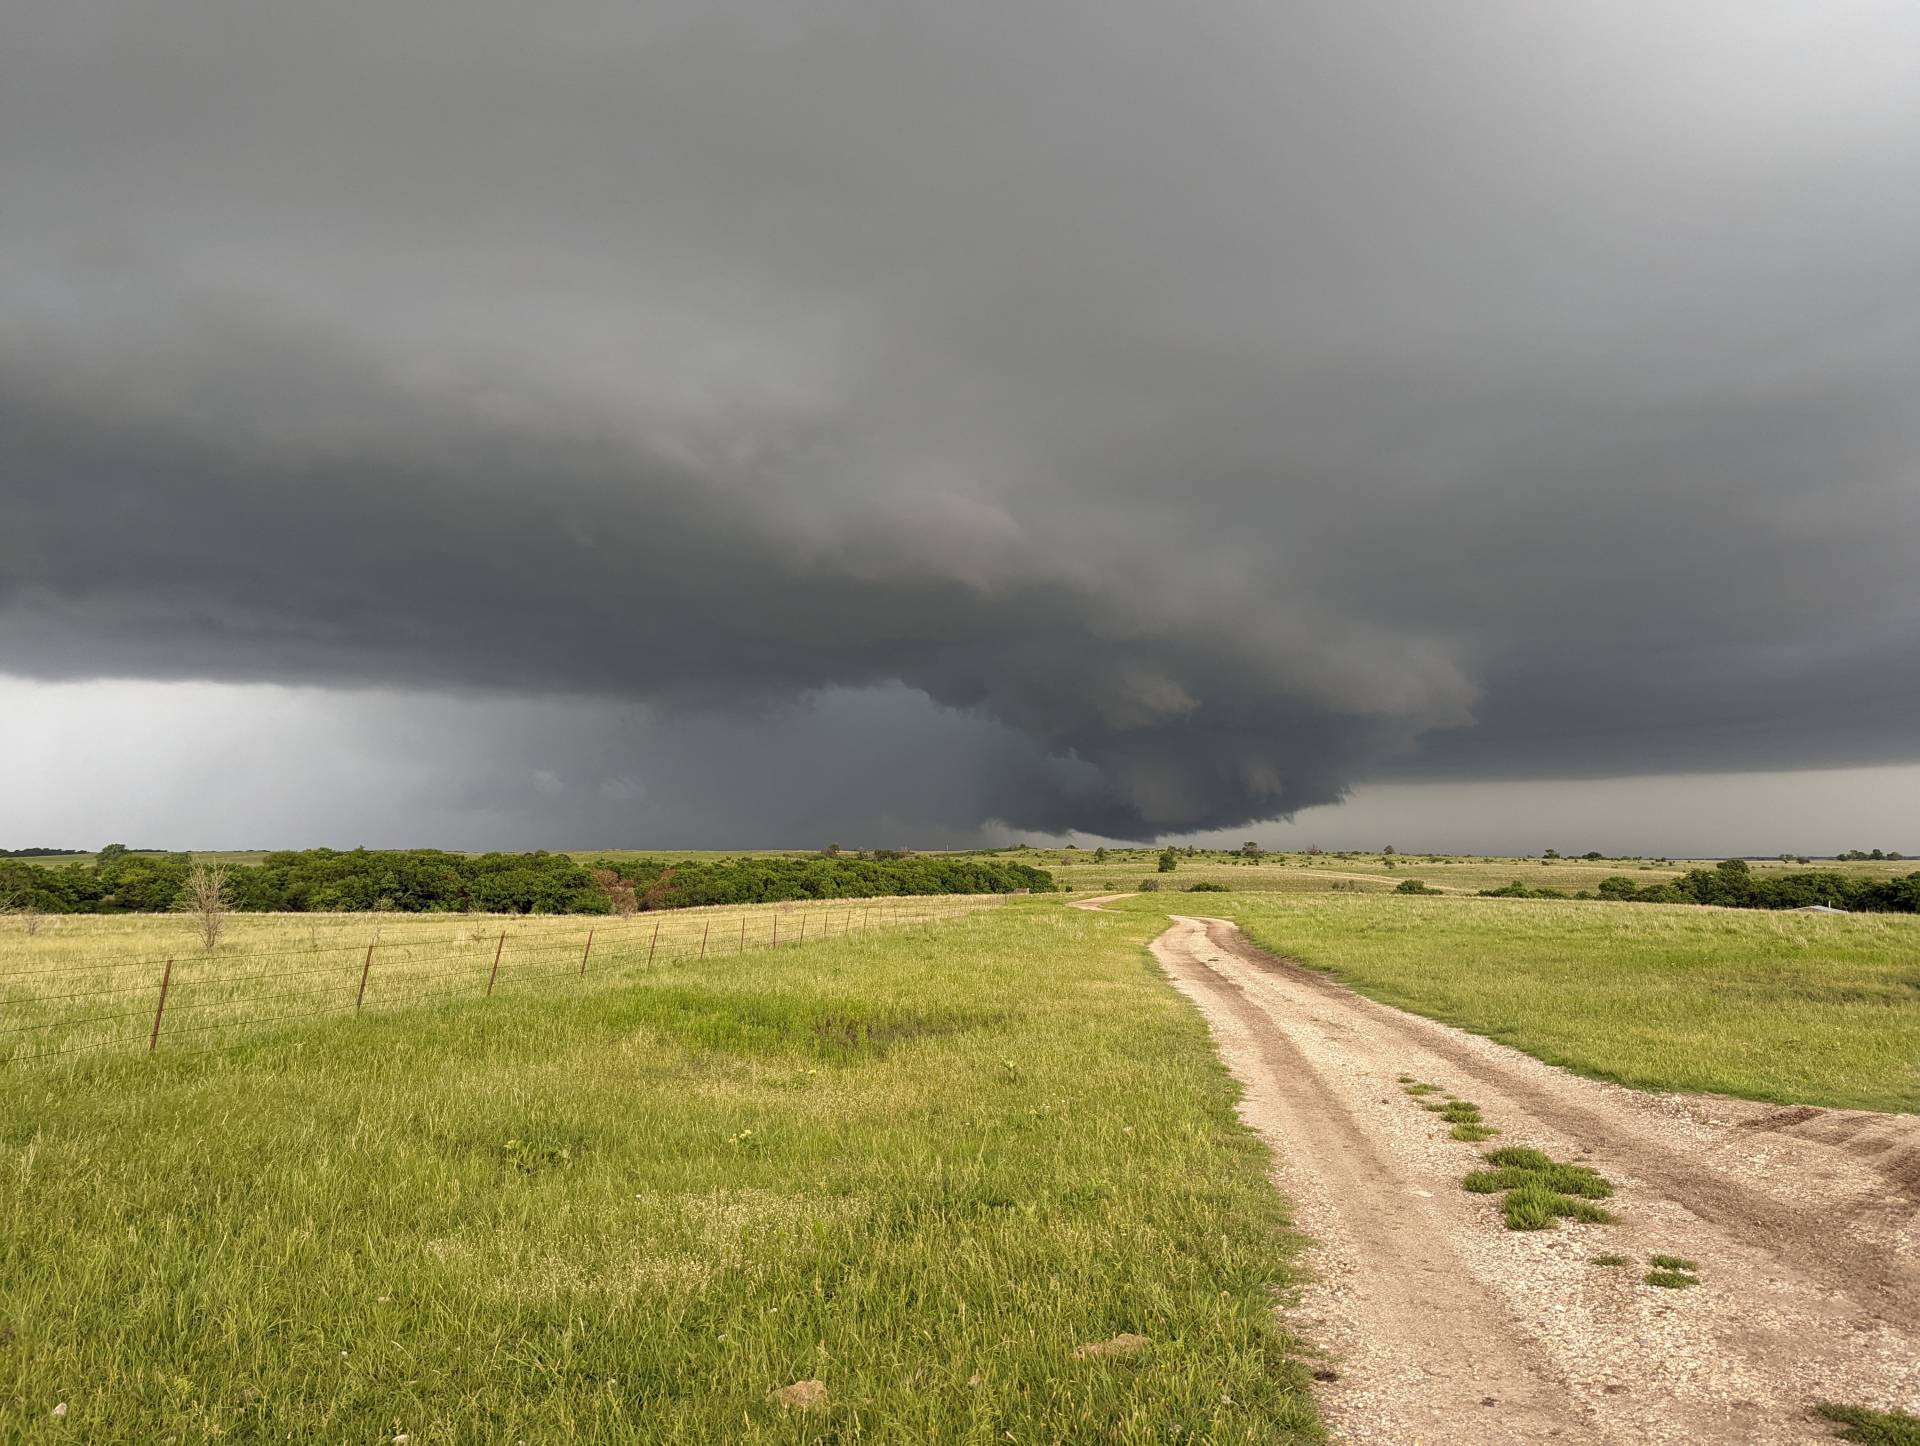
[1141,910,1920,1445]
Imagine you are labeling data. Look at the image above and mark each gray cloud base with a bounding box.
[3,1,1918,839]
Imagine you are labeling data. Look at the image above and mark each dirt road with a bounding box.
[1141,910,1920,1444]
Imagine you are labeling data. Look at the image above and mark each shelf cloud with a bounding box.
[4,0,1918,840]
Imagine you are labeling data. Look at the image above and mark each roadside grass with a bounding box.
[1815,1402,1920,1444]
[1198,895,1920,1112]
[0,901,1322,1442]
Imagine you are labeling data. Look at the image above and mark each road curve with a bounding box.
[1147,912,1919,1445]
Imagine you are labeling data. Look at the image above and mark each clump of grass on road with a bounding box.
[1812,1397,1920,1444]
[1645,1254,1702,1290]
[1208,895,1920,1112]
[1814,1402,1920,1443]
[1399,1081,1500,1140]
[0,901,1321,1442]
[1463,1146,1615,1231]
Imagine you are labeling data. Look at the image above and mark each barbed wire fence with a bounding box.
[0,895,1007,1070]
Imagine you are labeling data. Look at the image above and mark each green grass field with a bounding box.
[0,900,1321,1442]
[1157,893,1920,1113]
[0,899,989,1066]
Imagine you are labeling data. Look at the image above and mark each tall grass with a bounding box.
[0,900,1321,1441]
[0,899,989,1066]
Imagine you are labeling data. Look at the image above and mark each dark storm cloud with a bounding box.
[3,0,1918,838]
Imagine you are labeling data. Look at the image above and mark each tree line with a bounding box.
[1480,858,1919,912]
[0,847,1056,916]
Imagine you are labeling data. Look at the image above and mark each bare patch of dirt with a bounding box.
[1074,1332,1151,1359]
[767,1379,828,1410]
[1150,913,1920,1445]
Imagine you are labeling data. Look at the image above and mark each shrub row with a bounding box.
[0,848,1055,916]
[1480,858,1919,913]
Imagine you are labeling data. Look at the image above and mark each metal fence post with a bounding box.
[699,919,710,960]
[579,928,594,977]
[647,917,660,964]
[487,930,505,996]
[356,939,376,1009]
[147,958,175,1052]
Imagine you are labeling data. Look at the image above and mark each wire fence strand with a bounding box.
[0,896,1007,1069]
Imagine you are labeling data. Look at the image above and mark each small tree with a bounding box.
[1,886,46,937]
[1242,841,1262,858]
[176,857,231,952]
[591,867,638,918]
[1157,847,1178,873]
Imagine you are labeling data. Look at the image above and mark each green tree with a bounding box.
[1157,848,1178,874]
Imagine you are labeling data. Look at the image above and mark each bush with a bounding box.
[1185,881,1229,893]
[3,849,1058,917]
[1137,879,1161,892]
[1394,879,1437,895]
[1156,848,1178,873]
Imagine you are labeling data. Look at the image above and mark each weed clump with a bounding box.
[1814,1402,1920,1444]
[1401,1081,1501,1140]
[1644,1253,1702,1289]
[1462,1145,1615,1231]
[1590,1253,1631,1267]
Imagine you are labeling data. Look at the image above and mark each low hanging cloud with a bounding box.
[3,0,1919,840]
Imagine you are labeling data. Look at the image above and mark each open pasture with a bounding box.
[0,900,1319,1442]
[0,898,995,1069]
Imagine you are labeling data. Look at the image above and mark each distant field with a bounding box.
[16,845,1913,897]
[0,901,1320,1441]
[1010,847,1914,897]
[1148,892,1920,1113]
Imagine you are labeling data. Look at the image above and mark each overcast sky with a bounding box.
[3,1,1917,852]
